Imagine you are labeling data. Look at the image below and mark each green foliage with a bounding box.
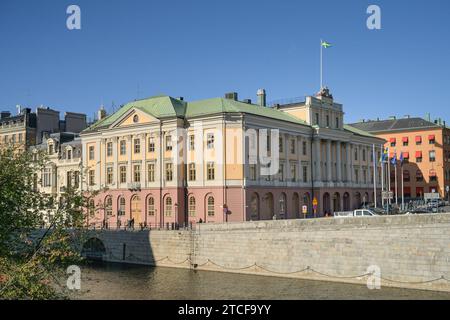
[0,146,93,299]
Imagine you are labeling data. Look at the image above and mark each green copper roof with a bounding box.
[85,95,186,132]
[186,98,308,125]
[83,95,308,133]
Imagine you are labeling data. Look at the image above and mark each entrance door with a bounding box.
[131,195,142,225]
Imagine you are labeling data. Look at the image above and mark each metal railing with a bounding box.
[86,221,195,231]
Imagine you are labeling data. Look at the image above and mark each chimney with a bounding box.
[257,89,266,107]
[243,99,252,104]
[1,111,11,119]
[225,92,238,101]
[97,105,107,121]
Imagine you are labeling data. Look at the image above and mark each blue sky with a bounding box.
[0,0,449,123]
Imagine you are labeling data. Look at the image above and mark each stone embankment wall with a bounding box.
[91,213,450,292]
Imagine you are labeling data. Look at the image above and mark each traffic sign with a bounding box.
[382,191,394,200]
[312,197,318,206]
[302,205,308,214]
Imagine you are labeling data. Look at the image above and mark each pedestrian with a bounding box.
[199,218,203,223]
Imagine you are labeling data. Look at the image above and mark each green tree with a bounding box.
[0,146,95,299]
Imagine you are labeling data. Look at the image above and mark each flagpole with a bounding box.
[401,165,405,211]
[387,147,392,214]
[320,39,323,89]
[381,145,384,208]
[373,144,377,208]
[395,162,398,205]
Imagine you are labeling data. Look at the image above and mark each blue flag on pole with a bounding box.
[399,152,404,166]
[380,147,388,162]
[391,153,397,165]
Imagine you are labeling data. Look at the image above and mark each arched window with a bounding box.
[89,199,95,217]
[165,197,172,216]
[416,170,424,182]
[207,196,215,216]
[279,193,286,217]
[118,197,126,215]
[250,193,259,218]
[188,196,196,217]
[105,196,112,216]
[147,197,155,216]
[404,170,410,182]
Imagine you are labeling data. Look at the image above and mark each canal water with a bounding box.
[73,262,450,300]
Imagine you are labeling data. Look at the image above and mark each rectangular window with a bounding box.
[429,150,436,162]
[148,163,155,182]
[19,133,23,142]
[291,164,296,182]
[279,164,284,181]
[165,163,173,181]
[207,162,215,180]
[89,146,94,160]
[66,171,72,188]
[207,133,215,149]
[42,168,52,187]
[335,117,339,129]
[106,167,113,185]
[134,138,140,154]
[74,171,80,188]
[189,135,195,151]
[67,149,72,160]
[279,137,283,153]
[133,164,141,182]
[326,115,330,127]
[166,135,172,151]
[315,113,319,126]
[119,166,127,183]
[89,170,95,186]
[148,137,155,152]
[120,140,126,155]
[189,163,196,181]
[355,169,359,183]
[354,147,358,161]
[107,142,113,157]
[302,141,307,156]
[250,165,256,180]
[290,139,296,154]
[303,166,308,182]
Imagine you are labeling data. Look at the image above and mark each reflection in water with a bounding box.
[73,262,450,300]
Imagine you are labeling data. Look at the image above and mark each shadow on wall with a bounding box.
[81,230,156,265]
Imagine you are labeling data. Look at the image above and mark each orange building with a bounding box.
[349,117,450,201]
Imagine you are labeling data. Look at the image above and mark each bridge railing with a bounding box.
[86,221,196,232]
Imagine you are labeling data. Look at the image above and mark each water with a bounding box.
[73,262,450,300]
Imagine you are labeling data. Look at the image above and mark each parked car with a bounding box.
[334,209,379,218]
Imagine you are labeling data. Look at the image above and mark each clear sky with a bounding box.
[0,0,449,123]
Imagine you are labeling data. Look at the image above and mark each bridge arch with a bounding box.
[82,237,106,260]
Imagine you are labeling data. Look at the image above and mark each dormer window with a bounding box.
[48,144,54,155]
[67,149,72,160]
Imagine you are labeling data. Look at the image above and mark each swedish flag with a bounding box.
[321,40,332,48]
[380,147,388,162]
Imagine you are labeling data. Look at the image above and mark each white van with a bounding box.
[334,209,378,218]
